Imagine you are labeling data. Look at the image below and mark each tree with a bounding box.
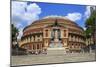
[85,6,96,44]
[11,24,19,48]
[84,6,96,52]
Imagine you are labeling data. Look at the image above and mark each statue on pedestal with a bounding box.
[54,30,59,47]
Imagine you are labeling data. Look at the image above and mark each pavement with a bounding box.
[11,53,96,66]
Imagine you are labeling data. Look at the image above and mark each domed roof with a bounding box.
[23,16,83,32]
[31,16,78,25]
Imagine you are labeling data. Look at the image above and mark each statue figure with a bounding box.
[54,30,59,47]
[55,30,58,39]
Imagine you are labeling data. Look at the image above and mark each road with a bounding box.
[11,53,96,66]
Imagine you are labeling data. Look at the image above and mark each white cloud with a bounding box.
[43,13,82,23]
[12,1,27,17]
[83,27,86,30]
[22,3,41,24]
[65,12,82,21]
[84,6,96,19]
[26,3,41,15]
[84,6,91,19]
[12,1,41,39]
[17,28,23,39]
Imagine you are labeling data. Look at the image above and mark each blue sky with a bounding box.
[36,2,86,27]
[12,1,93,39]
[37,3,85,17]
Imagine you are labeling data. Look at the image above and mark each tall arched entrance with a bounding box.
[49,28,62,48]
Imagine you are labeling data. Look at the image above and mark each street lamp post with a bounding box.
[89,33,92,53]
[15,32,19,55]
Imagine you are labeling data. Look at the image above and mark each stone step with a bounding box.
[47,47,66,55]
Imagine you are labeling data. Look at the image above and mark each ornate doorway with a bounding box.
[49,28,62,48]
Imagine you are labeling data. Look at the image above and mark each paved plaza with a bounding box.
[11,53,96,66]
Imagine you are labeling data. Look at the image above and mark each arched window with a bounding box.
[38,39,40,42]
[29,44,31,50]
[64,30,66,37]
[33,44,34,50]
[37,44,39,49]
[45,30,48,37]
[72,44,74,48]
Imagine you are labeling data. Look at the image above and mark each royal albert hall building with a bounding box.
[20,16,86,54]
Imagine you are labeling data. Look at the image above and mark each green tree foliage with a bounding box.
[11,24,19,41]
[11,24,19,49]
[85,7,96,38]
[85,7,96,43]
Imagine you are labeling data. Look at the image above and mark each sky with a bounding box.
[11,1,95,39]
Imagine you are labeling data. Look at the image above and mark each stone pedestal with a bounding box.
[54,38,59,47]
[47,47,66,55]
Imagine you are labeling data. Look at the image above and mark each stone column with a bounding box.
[41,44,42,50]
[31,36,33,42]
[35,44,38,54]
[31,44,32,50]
[33,44,34,50]
[26,38,27,43]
